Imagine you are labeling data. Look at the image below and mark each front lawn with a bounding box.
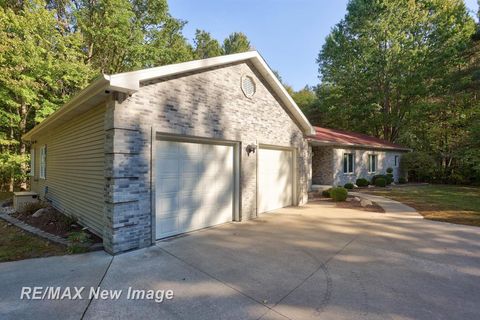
[363,185,480,227]
[0,220,67,262]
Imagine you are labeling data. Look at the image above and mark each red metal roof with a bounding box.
[309,126,410,151]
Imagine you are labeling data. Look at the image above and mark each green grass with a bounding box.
[365,185,480,227]
[0,220,67,262]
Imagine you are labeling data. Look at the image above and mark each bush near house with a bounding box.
[386,167,393,174]
[330,187,348,201]
[398,177,407,184]
[371,175,386,185]
[386,173,394,185]
[344,183,354,189]
[356,178,369,187]
[374,177,387,187]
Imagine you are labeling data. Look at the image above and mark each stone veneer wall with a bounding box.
[331,148,406,186]
[312,146,334,185]
[104,61,312,254]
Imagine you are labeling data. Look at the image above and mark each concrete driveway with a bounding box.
[1,198,480,320]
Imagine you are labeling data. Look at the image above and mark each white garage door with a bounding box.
[258,147,293,213]
[155,140,234,239]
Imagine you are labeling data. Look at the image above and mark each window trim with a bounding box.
[343,153,355,174]
[30,148,35,177]
[394,155,399,168]
[39,145,46,179]
[368,154,377,173]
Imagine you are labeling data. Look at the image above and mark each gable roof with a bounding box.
[23,51,314,140]
[308,126,411,151]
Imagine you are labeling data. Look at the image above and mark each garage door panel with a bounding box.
[155,140,234,239]
[156,193,179,216]
[159,177,179,193]
[258,147,293,213]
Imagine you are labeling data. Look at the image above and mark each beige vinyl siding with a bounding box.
[30,104,106,236]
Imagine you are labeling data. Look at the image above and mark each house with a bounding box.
[22,51,315,254]
[309,126,410,186]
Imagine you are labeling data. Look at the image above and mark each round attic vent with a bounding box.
[241,75,256,98]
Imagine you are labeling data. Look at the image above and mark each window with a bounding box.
[394,155,399,167]
[368,154,377,173]
[30,148,35,176]
[343,153,354,173]
[39,145,46,179]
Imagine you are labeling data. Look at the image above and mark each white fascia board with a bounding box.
[109,51,259,85]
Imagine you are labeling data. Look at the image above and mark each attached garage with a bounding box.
[23,51,314,254]
[154,138,238,239]
[257,146,294,213]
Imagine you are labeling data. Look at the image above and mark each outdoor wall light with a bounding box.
[246,144,257,156]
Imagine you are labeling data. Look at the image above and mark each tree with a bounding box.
[76,0,192,73]
[317,0,476,142]
[192,29,222,59]
[223,32,251,54]
[0,0,94,189]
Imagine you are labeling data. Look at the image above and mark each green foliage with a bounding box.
[386,173,394,185]
[67,231,92,254]
[386,167,393,174]
[0,0,253,190]
[223,32,251,54]
[193,29,222,59]
[398,177,407,184]
[313,0,479,185]
[400,152,436,182]
[371,175,386,185]
[374,178,387,187]
[330,187,348,201]
[322,188,331,198]
[344,182,354,190]
[356,178,369,187]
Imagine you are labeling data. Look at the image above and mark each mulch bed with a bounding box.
[13,206,102,243]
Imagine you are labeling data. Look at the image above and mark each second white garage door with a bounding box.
[155,140,234,239]
[258,147,293,213]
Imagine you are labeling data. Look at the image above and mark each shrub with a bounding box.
[356,178,369,187]
[322,188,332,198]
[330,187,348,201]
[344,182,354,189]
[371,175,387,185]
[386,167,393,174]
[398,177,407,184]
[386,173,394,185]
[374,177,387,187]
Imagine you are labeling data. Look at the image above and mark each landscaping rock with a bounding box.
[354,197,361,202]
[360,199,373,207]
[32,208,45,218]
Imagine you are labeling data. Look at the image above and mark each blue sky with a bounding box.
[170,0,479,91]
